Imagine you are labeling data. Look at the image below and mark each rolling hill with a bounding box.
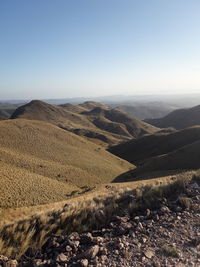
[145,105,200,129]
[0,119,134,208]
[11,100,159,145]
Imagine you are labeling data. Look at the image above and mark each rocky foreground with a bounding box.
[1,181,200,267]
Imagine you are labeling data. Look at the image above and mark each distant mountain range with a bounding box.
[112,103,177,120]
[145,105,200,129]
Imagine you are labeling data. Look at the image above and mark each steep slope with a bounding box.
[0,119,134,208]
[11,100,159,145]
[109,126,200,164]
[132,140,200,176]
[145,105,200,129]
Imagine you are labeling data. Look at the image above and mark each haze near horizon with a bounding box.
[1,0,200,99]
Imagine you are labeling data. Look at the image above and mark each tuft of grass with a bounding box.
[178,196,193,209]
[192,170,200,182]
[161,245,179,258]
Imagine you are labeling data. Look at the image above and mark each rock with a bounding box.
[80,259,88,267]
[33,259,49,266]
[118,242,125,249]
[68,232,80,240]
[80,233,93,244]
[0,255,8,262]
[99,246,108,255]
[189,183,200,189]
[65,245,72,252]
[112,216,129,223]
[56,253,68,263]
[114,249,119,255]
[84,245,99,259]
[142,237,147,243]
[146,209,151,216]
[144,250,154,259]
[160,206,170,214]
[134,216,140,221]
[100,255,107,262]
[137,222,143,229]
[6,260,18,267]
[92,236,104,244]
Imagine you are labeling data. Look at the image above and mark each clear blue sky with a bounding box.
[1,0,200,99]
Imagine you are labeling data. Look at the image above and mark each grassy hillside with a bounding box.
[109,126,200,164]
[0,119,134,208]
[11,100,159,145]
[145,105,200,129]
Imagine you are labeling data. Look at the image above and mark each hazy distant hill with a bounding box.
[60,101,108,113]
[0,115,6,120]
[115,104,177,120]
[11,100,159,145]
[0,119,133,208]
[0,103,20,119]
[145,105,200,129]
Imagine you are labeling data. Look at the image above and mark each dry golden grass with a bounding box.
[0,119,134,208]
[0,161,78,209]
[0,170,195,258]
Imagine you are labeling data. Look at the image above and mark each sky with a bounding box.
[1,0,200,100]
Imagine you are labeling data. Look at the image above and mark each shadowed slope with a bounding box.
[0,119,134,208]
[109,126,200,165]
[131,140,200,176]
[145,105,200,129]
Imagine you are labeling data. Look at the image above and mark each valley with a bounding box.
[0,99,200,265]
